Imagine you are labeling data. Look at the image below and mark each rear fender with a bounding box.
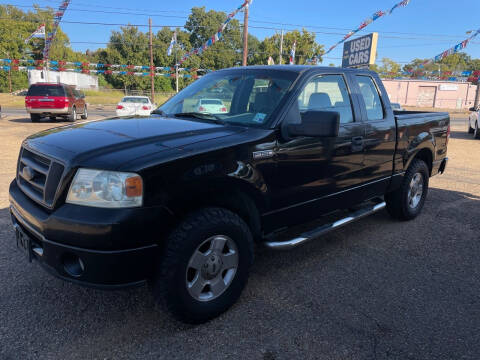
[403,132,434,174]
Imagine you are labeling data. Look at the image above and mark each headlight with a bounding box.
[66,169,143,208]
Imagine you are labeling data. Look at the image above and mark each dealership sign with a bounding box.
[342,33,378,68]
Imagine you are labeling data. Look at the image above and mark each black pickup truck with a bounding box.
[9,66,449,323]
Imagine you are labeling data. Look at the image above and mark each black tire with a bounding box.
[474,122,480,139]
[30,114,40,122]
[80,105,88,119]
[468,120,474,134]
[385,159,429,221]
[68,107,76,122]
[151,207,254,324]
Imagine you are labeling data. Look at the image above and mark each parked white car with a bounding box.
[468,105,480,139]
[195,98,227,114]
[116,96,154,117]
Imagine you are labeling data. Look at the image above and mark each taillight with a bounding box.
[220,107,227,112]
[142,106,150,110]
[117,105,124,109]
[446,124,450,145]
[199,106,205,111]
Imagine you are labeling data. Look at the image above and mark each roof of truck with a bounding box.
[215,65,375,75]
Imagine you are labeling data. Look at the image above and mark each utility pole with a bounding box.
[149,18,155,104]
[242,3,249,66]
[279,29,284,65]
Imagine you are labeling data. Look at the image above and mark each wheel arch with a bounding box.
[405,146,433,176]
[165,178,266,242]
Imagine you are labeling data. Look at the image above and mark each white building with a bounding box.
[28,69,98,90]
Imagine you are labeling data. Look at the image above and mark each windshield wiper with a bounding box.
[173,112,224,124]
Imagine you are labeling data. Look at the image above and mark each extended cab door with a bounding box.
[352,74,397,197]
[263,73,366,230]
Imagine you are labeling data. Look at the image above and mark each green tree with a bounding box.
[0,5,87,92]
[256,29,323,65]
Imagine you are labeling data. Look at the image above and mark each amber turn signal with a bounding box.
[125,176,143,197]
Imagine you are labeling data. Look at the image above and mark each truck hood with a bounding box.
[24,115,246,169]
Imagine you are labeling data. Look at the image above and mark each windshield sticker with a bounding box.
[252,113,266,123]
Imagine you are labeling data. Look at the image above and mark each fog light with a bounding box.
[63,254,85,277]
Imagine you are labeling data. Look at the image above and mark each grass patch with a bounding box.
[0,93,25,108]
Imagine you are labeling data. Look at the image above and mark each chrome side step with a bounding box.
[264,202,386,250]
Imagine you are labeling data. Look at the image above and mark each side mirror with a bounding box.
[469,107,476,112]
[287,111,340,138]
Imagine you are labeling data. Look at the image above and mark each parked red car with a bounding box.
[25,83,88,122]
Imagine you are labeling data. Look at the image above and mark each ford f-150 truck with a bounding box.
[9,66,449,323]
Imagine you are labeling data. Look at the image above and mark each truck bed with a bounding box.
[393,110,450,174]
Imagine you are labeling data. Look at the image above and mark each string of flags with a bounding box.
[0,59,211,73]
[178,0,252,65]
[24,24,45,44]
[43,1,71,60]
[421,28,480,65]
[380,69,480,83]
[0,66,204,78]
[324,0,411,55]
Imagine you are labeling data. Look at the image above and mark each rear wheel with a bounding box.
[80,105,88,119]
[68,107,76,122]
[474,122,480,139]
[385,159,429,221]
[151,207,254,324]
[30,114,40,122]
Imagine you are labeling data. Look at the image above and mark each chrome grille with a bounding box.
[17,147,65,208]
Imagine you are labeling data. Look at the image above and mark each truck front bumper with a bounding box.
[9,180,173,289]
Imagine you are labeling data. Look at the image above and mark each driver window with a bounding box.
[297,74,354,124]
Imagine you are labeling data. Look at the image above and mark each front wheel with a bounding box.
[385,159,429,221]
[151,207,254,324]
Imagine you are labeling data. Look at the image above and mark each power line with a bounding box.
[1,3,476,41]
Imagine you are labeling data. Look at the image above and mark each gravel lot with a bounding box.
[0,115,479,359]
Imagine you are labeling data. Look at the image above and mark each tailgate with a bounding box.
[27,96,67,109]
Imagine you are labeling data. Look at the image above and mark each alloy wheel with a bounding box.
[185,235,238,302]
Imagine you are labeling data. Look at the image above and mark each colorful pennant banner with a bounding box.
[422,28,480,65]
[0,59,211,73]
[178,0,252,65]
[324,0,411,55]
[0,66,202,78]
[43,1,71,59]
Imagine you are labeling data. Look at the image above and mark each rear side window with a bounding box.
[27,85,65,97]
[297,74,354,124]
[356,76,384,121]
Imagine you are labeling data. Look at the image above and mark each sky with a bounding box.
[3,0,480,66]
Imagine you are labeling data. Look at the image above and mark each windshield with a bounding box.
[27,85,65,97]
[157,70,297,127]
